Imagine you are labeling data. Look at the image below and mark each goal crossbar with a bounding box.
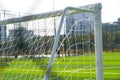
[0,3,101,25]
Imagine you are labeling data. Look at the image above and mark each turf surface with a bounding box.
[0,52,120,80]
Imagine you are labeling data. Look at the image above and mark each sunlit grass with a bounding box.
[0,52,120,80]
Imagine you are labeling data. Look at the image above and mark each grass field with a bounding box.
[0,52,120,80]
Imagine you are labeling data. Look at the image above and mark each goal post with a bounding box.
[0,3,103,80]
[44,3,103,80]
[94,5,104,80]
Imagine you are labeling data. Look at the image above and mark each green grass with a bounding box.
[0,52,120,80]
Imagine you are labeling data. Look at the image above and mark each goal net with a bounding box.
[0,3,103,80]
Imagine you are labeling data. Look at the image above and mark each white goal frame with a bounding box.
[0,3,103,80]
[44,3,103,80]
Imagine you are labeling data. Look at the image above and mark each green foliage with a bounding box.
[14,27,28,58]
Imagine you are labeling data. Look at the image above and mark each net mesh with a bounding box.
[0,4,101,80]
[49,13,95,80]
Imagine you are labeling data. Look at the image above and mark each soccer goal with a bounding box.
[0,3,103,80]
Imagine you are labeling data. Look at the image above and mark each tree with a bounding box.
[14,27,27,58]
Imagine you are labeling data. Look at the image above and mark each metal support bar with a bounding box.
[44,7,67,80]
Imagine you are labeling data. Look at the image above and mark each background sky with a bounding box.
[0,0,120,23]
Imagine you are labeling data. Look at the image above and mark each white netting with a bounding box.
[48,13,96,80]
[0,12,60,80]
[0,3,103,80]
